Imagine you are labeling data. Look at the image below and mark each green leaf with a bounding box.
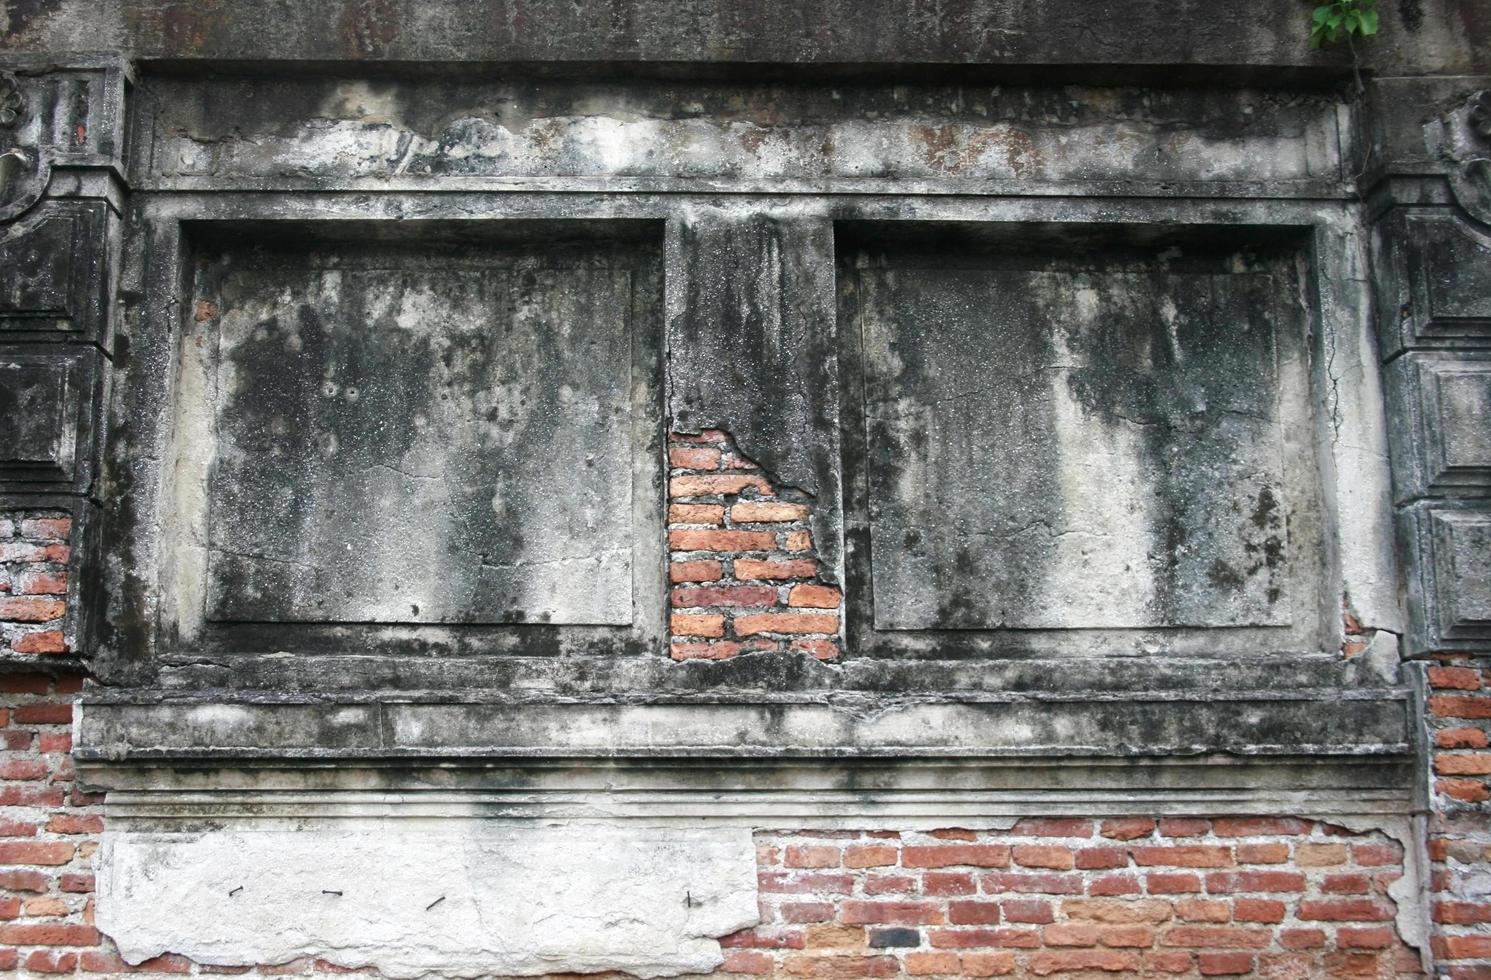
[1358,8,1379,33]
[1344,9,1360,30]
[1327,10,1345,28]
[1312,5,1331,25]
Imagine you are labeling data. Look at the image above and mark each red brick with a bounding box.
[904,952,960,975]
[670,641,747,660]
[1438,778,1491,802]
[0,949,13,972]
[862,874,916,896]
[26,950,79,974]
[785,531,812,551]
[0,597,65,622]
[12,631,66,654]
[1198,951,1254,975]
[1175,899,1230,922]
[759,872,856,895]
[918,871,978,894]
[1437,727,1491,749]
[982,872,1083,894]
[1027,949,1142,975]
[669,446,721,469]
[12,703,71,724]
[1131,846,1233,868]
[1099,925,1155,948]
[1012,845,1074,870]
[1209,817,1310,836]
[0,785,65,806]
[786,846,842,869]
[1146,951,1193,973]
[1437,754,1491,775]
[672,584,776,607]
[0,730,32,750]
[900,844,1008,869]
[668,504,725,525]
[1235,843,1288,864]
[0,922,98,945]
[16,571,67,596]
[790,638,841,660]
[1160,926,1271,949]
[948,901,1001,925]
[1075,847,1127,870]
[1278,928,1326,949]
[735,559,818,581]
[1433,901,1491,924]
[928,828,976,841]
[669,560,723,583]
[722,950,774,974]
[669,474,771,498]
[840,901,943,926]
[1012,819,1093,837]
[782,902,837,924]
[1442,935,1491,960]
[1100,818,1155,841]
[1336,926,1394,949]
[735,613,839,636]
[1429,666,1483,690]
[1157,818,1210,837]
[844,845,897,869]
[1043,923,1099,947]
[0,758,47,780]
[1232,898,1284,923]
[788,584,842,608]
[20,518,70,540]
[1431,696,1491,719]
[668,528,776,552]
[1321,872,1370,894]
[1000,899,1054,923]
[1061,899,1174,924]
[1350,842,1401,867]
[1203,870,1305,893]
[0,869,49,891]
[0,841,74,865]
[732,502,809,523]
[960,951,1015,976]
[46,814,104,835]
[1296,898,1394,922]
[928,928,1040,949]
[1088,875,1141,896]
[1145,873,1202,894]
[670,613,726,637]
[722,928,806,949]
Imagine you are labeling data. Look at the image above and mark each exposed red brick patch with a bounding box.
[667,431,841,660]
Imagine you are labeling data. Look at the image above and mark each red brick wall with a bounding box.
[1425,656,1491,978]
[0,514,72,657]
[667,431,842,662]
[728,823,1423,978]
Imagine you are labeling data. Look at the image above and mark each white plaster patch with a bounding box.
[97,822,759,979]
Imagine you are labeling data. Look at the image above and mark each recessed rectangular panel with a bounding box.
[858,266,1289,631]
[1430,509,1491,640]
[203,243,639,626]
[0,350,88,487]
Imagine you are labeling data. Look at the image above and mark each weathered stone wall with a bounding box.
[2,1,1490,977]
